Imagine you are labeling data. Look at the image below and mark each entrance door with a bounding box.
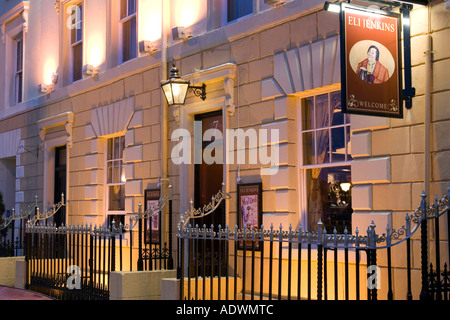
[193,110,226,276]
[194,110,225,228]
[53,146,66,227]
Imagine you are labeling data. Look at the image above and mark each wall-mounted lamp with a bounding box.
[51,72,59,84]
[83,64,98,77]
[39,84,52,95]
[160,62,206,107]
[139,40,158,54]
[323,1,341,13]
[172,26,192,41]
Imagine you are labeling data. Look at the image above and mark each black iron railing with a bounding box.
[177,187,450,301]
[23,196,175,300]
[25,223,125,300]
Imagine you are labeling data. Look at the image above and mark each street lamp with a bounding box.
[161,61,206,107]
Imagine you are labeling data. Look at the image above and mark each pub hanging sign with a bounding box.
[340,3,403,118]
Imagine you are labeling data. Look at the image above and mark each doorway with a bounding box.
[53,146,66,227]
[194,110,225,227]
[192,110,226,276]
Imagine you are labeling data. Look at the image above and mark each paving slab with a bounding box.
[0,286,53,300]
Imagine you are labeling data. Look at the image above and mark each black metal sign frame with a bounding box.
[340,2,405,118]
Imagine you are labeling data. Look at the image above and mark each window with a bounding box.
[300,91,352,233]
[14,34,23,105]
[70,3,83,82]
[120,0,137,63]
[226,0,253,23]
[106,136,125,213]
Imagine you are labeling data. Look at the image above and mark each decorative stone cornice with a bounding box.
[224,77,236,117]
[262,36,341,100]
[55,1,61,14]
[172,63,237,124]
[37,112,75,149]
[0,1,30,43]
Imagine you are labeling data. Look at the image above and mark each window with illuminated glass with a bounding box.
[106,136,126,213]
[69,3,83,82]
[120,0,137,62]
[300,91,353,233]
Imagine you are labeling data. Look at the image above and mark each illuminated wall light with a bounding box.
[323,1,341,13]
[139,40,158,54]
[83,64,98,77]
[51,72,59,84]
[172,26,192,41]
[39,84,52,95]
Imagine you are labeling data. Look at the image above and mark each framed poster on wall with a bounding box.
[340,3,403,118]
[144,189,160,245]
[237,183,262,250]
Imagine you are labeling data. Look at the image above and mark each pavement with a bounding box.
[0,286,53,300]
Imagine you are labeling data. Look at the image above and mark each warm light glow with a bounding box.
[324,2,341,13]
[171,0,203,28]
[43,60,58,86]
[86,33,105,68]
[340,182,352,192]
[172,83,180,97]
[139,0,162,42]
[403,17,410,26]
[84,1,106,68]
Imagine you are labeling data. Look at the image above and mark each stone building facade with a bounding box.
[0,0,449,297]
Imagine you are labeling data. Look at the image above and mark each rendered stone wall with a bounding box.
[0,256,24,287]
[350,2,450,232]
[110,269,177,300]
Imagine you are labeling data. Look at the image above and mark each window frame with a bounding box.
[68,2,83,83]
[105,135,126,218]
[300,91,352,168]
[14,33,23,105]
[1,3,28,109]
[221,0,254,26]
[119,0,138,64]
[297,90,353,232]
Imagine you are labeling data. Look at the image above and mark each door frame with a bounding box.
[178,95,231,226]
[43,136,69,223]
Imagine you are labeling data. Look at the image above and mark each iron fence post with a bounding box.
[24,227,29,290]
[168,199,174,269]
[434,195,442,300]
[317,220,323,301]
[111,221,116,273]
[420,192,431,300]
[404,213,413,300]
[180,236,184,300]
[137,207,143,271]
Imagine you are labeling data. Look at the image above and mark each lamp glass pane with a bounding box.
[172,82,189,105]
[162,82,174,105]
